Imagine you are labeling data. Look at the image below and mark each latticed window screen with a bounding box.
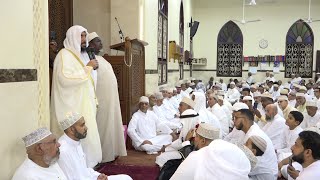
[158,0,168,84]
[179,1,184,80]
[285,19,314,78]
[217,21,243,77]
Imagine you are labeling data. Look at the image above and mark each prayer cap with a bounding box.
[253,92,261,97]
[230,82,235,85]
[186,80,191,84]
[88,32,99,42]
[304,123,320,135]
[273,84,279,88]
[278,95,288,101]
[217,96,224,101]
[306,100,317,107]
[217,90,225,96]
[296,93,305,97]
[190,82,195,86]
[289,91,296,96]
[175,82,181,88]
[243,96,253,101]
[232,102,249,111]
[299,86,307,91]
[261,92,273,99]
[249,135,267,153]
[191,77,196,81]
[196,123,220,140]
[139,96,149,103]
[154,92,164,100]
[250,85,257,89]
[167,88,174,93]
[22,127,52,147]
[235,143,258,170]
[214,83,222,89]
[280,89,289,95]
[181,97,196,108]
[59,112,82,130]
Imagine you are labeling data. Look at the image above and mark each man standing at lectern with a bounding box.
[88,32,127,162]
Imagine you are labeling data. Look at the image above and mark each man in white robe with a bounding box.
[57,112,132,180]
[207,93,229,137]
[278,131,320,180]
[172,139,252,180]
[262,104,286,150]
[51,25,102,168]
[88,32,127,162]
[226,82,241,104]
[277,95,297,120]
[12,128,67,180]
[302,100,320,128]
[152,92,180,129]
[233,106,278,179]
[127,96,173,154]
[155,97,200,167]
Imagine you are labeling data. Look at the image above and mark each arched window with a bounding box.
[158,0,168,84]
[285,19,314,78]
[217,21,243,77]
[179,1,184,80]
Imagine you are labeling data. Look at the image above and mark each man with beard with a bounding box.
[232,106,278,179]
[51,25,101,168]
[262,104,286,149]
[279,131,320,179]
[58,112,132,180]
[88,32,127,163]
[12,128,67,179]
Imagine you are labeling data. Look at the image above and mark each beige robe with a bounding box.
[96,55,127,162]
[51,48,102,168]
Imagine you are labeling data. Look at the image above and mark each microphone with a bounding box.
[115,17,125,42]
[86,47,96,60]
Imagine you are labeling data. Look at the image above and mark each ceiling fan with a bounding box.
[304,0,320,23]
[233,0,261,25]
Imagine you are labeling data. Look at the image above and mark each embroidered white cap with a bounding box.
[196,123,220,140]
[88,32,99,42]
[232,102,249,111]
[59,112,82,130]
[139,96,149,103]
[22,127,52,147]
[181,97,196,108]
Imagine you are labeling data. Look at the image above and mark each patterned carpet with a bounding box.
[96,150,160,180]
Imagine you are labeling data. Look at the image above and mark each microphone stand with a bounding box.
[115,17,125,43]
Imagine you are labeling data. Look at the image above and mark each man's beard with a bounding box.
[43,149,60,166]
[75,129,87,139]
[265,115,274,121]
[292,151,304,164]
[235,122,243,131]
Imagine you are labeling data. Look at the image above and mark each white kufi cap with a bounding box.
[139,96,149,103]
[88,32,99,42]
[22,127,52,147]
[196,123,220,140]
[181,97,196,108]
[59,112,82,130]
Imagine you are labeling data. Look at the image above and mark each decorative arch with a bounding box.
[157,0,168,84]
[217,21,243,77]
[285,19,314,78]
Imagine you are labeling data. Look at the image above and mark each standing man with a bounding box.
[88,32,127,162]
[51,25,102,168]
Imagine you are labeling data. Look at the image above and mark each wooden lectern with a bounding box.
[103,37,148,127]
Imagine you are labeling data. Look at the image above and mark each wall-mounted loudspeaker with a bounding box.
[190,21,199,38]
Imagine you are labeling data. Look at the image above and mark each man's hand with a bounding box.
[87,59,99,70]
[170,132,179,141]
[254,109,262,118]
[160,144,170,153]
[287,165,299,179]
[97,173,108,180]
[141,140,152,145]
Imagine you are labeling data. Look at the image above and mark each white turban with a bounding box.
[194,139,251,180]
[88,32,99,42]
[63,25,88,57]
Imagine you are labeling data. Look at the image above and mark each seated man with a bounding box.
[172,139,252,180]
[57,112,132,180]
[278,131,320,180]
[127,96,173,154]
[12,128,67,179]
[170,123,220,179]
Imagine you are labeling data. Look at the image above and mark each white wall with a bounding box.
[0,0,49,179]
[73,0,111,54]
[144,0,193,94]
[192,0,320,83]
